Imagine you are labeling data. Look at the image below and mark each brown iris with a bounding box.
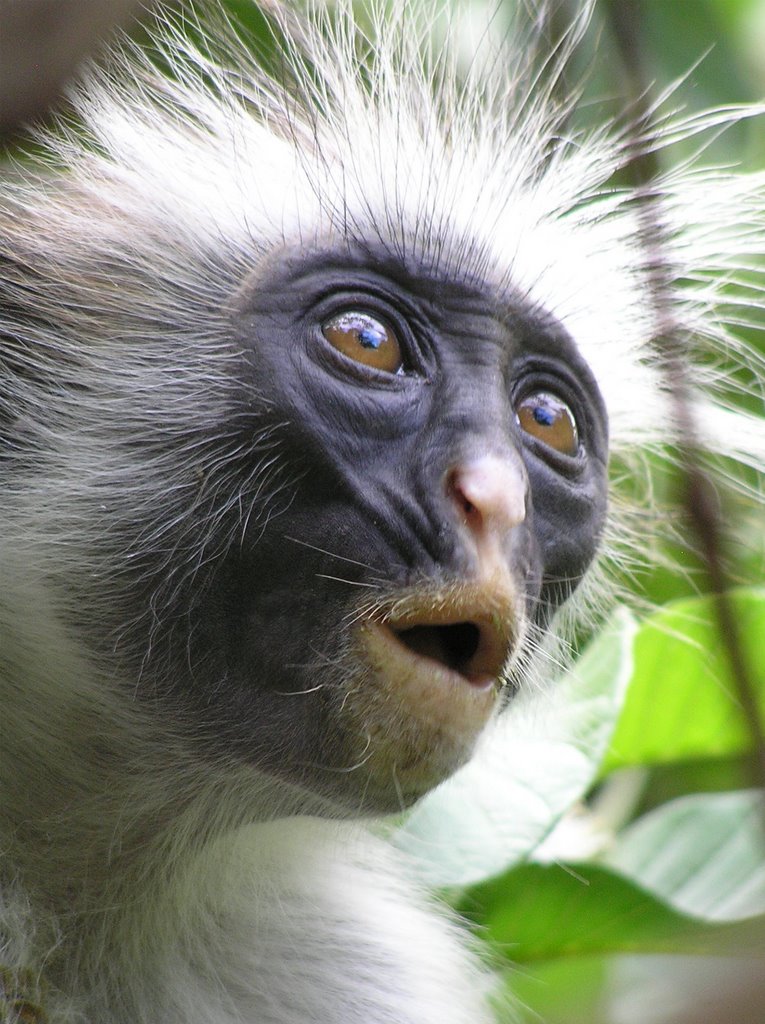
[516,391,579,456]
[322,311,403,373]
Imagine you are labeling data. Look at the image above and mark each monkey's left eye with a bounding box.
[322,311,404,374]
[516,390,579,456]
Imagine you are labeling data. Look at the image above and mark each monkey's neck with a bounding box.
[0,663,310,1001]
[8,800,489,1024]
[2,684,494,1023]
[4,739,335,1021]
[0,591,340,1018]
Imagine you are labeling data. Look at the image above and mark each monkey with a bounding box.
[0,1,763,1022]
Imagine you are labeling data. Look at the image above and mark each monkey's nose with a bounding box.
[447,454,527,576]
[448,453,526,532]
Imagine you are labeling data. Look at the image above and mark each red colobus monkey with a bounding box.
[0,2,763,1022]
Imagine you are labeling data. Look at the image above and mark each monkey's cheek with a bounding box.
[344,621,503,801]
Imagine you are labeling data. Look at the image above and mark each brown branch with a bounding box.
[0,0,145,137]
[602,0,765,792]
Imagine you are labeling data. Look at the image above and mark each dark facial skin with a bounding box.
[87,241,609,815]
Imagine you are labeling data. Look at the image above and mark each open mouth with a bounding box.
[365,580,520,694]
[390,619,506,687]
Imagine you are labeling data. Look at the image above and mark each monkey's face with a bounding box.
[119,243,608,815]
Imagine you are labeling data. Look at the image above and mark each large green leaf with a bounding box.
[604,587,765,773]
[461,862,764,963]
[395,608,636,886]
[604,789,765,922]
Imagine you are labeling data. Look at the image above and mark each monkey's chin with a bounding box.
[340,583,521,811]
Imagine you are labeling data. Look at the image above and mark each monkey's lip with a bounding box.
[358,584,519,695]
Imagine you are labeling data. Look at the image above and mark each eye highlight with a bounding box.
[516,390,579,457]
[322,311,403,374]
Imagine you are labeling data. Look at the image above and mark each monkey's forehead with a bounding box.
[43,95,649,442]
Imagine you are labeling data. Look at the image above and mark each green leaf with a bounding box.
[604,587,765,773]
[461,862,763,963]
[604,789,765,922]
[502,955,611,1024]
[395,608,636,887]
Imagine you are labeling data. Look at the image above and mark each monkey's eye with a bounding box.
[322,311,404,374]
[516,391,579,456]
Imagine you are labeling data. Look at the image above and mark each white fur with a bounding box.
[1,1,763,1022]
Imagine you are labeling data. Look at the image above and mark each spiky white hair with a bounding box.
[0,2,763,1023]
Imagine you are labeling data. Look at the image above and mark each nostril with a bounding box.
[448,469,480,523]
